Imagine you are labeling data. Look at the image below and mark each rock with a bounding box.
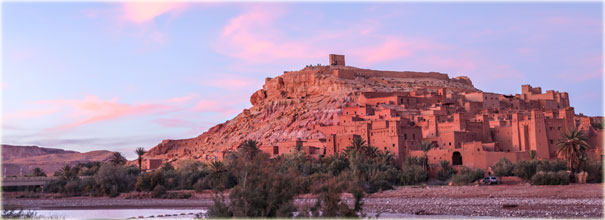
[415,209,433,215]
[502,204,519,209]
[144,61,479,164]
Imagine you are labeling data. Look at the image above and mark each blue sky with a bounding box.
[2,2,602,159]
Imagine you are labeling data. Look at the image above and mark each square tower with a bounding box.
[329,54,345,66]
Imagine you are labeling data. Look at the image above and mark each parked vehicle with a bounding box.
[482,176,498,185]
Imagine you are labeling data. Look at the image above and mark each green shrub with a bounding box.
[226,155,298,218]
[151,185,167,198]
[64,180,81,196]
[324,155,349,176]
[492,158,514,178]
[361,168,393,193]
[537,160,567,172]
[530,171,570,185]
[513,160,537,181]
[308,177,361,218]
[94,164,136,196]
[404,156,425,167]
[175,159,208,190]
[437,160,456,181]
[398,165,427,185]
[135,173,154,192]
[451,167,484,185]
[585,160,603,183]
[43,180,67,193]
[204,194,233,218]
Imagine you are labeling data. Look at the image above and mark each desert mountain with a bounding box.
[1,144,113,176]
[146,56,478,163]
[2,144,77,161]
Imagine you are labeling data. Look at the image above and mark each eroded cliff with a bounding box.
[146,64,478,163]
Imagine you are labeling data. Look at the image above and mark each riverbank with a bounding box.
[3,184,602,218]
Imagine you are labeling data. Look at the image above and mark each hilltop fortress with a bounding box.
[145,54,602,172]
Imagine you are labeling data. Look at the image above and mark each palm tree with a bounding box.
[364,146,379,159]
[419,141,433,171]
[557,129,590,172]
[345,136,368,155]
[30,167,46,177]
[135,147,146,172]
[376,150,395,166]
[209,160,226,173]
[55,165,76,181]
[238,139,259,160]
[109,152,127,166]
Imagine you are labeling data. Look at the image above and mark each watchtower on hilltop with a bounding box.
[329,54,345,66]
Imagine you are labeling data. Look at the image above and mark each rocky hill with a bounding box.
[146,61,478,163]
[1,145,113,176]
[2,144,77,161]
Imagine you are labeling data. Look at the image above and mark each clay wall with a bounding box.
[332,69,355,79]
[544,118,565,158]
[145,159,163,170]
[492,126,514,152]
[464,92,500,109]
[354,69,450,80]
[410,148,530,170]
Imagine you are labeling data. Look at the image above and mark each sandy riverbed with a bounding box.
[3,184,602,218]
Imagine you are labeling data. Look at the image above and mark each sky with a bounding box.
[1,2,603,159]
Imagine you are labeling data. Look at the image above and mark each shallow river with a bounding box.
[35,209,493,219]
[36,209,206,219]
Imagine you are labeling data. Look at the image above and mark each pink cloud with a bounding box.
[351,37,447,65]
[216,7,448,67]
[170,94,197,104]
[1,82,6,89]
[215,6,327,63]
[120,2,188,24]
[37,95,176,131]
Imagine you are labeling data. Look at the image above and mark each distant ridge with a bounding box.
[1,144,114,176]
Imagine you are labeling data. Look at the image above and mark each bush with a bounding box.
[44,180,67,193]
[530,171,570,185]
[537,160,567,172]
[227,156,298,217]
[175,159,208,190]
[451,167,484,185]
[361,168,393,193]
[584,160,603,183]
[513,160,537,181]
[308,177,361,218]
[492,158,514,178]
[404,156,425,167]
[94,164,136,196]
[64,181,81,196]
[437,160,456,181]
[135,173,154,192]
[151,185,167,198]
[398,165,427,185]
[205,194,233,218]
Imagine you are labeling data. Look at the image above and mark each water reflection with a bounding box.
[36,209,206,219]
